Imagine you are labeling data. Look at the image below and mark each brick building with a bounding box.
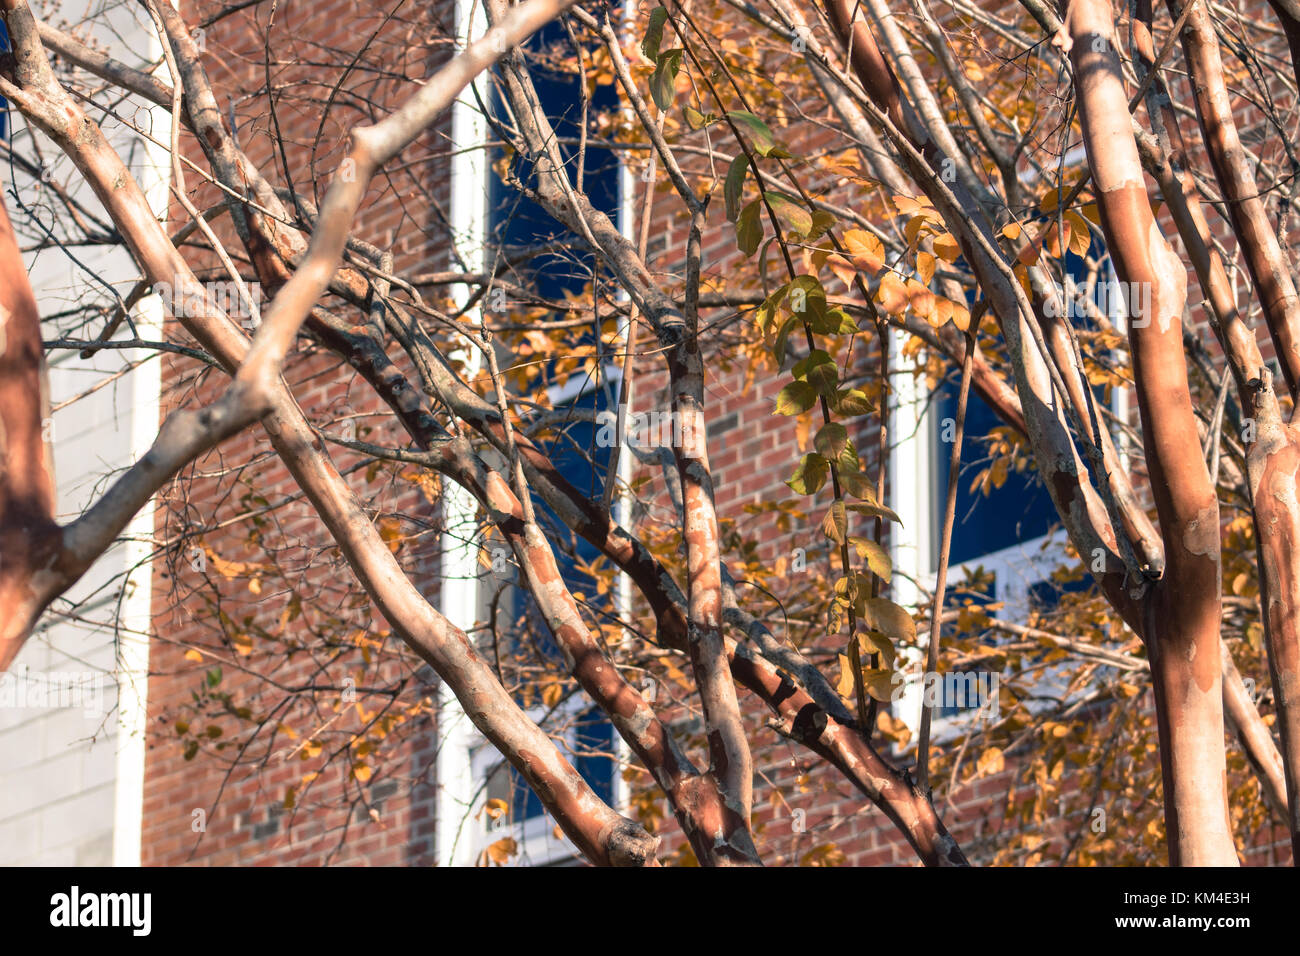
[140,0,1299,867]
[3,0,1295,866]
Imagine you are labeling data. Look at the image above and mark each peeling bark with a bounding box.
[1065,0,1237,865]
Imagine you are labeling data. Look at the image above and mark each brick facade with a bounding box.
[138,0,1296,866]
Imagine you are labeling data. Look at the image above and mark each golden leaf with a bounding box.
[875,271,908,315]
[978,747,1005,776]
[483,836,519,866]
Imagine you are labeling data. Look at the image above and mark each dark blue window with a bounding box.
[485,21,620,828]
[487,21,620,303]
[933,244,1112,568]
[932,388,1056,568]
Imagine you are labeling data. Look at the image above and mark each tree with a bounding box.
[1,0,1297,865]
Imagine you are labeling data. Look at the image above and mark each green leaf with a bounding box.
[822,500,848,544]
[754,281,788,333]
[765,191,813,239]
[834,388,874,416]
[785,274,830,326]
[838,468,875,500]
[786,453,829,495]
[794,349,838,396]
[683,106,714,130]
[792,349,831,379]
[736,199,763,256]
[724,154,749,223]
[727,110,775,156]
[806,308,857,338]
[206,667,223,688]
[808,209,837,240]
[771,314,800,366]
[850,536,893,582]
[774,380,818,416]
[813,307,858,335]
[642,6,669,61]
[815,422,848,460]
[651,49,684,110]
[837,439,860,473]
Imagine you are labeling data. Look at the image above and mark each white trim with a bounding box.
[112,33,172,867]
[546,362,622,406]
[887,326,933,738]
[611,32,637,816]
[111,291,163,867]
[435,0,489,868]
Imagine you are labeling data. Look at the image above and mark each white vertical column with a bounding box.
[112,293,162,867]
[435,0,489,868]
[888,328,934,739]
[112,35,172,865]
[611,23,638,816]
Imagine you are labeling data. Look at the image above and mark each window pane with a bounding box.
[932,388,1056,567]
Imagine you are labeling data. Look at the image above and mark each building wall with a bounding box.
[131,0,1299,867]
[0,1,167,865]
[140,0,455,866]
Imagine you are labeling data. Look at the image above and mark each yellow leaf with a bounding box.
[835,653,857,699]
[542,681,564,709]
[875,272,908,315]
[876,710,912,747]
[861,598,917,644]
[916,250,936,285]
[951,302,971,332]
[483,836,519,866]
[860,630,897,669]
[862,667,895,702]
[931,297,953,329]
[906,278,935,323]
[1065,210,1092,257]
[183,648,204,663]
[932,233,961,262]
[892,194,928,217]
[378,516,404,554]
[842,228,885,274]
[978,747,1005,776]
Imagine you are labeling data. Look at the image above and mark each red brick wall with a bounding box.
[140,0,1297,866]
[143,0,455,866]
